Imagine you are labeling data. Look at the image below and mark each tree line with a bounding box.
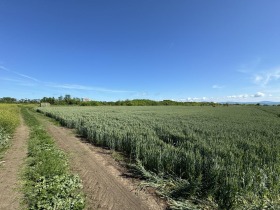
[40,95,218,106]
[0,97,39,103]
[1,95,219,106]
[4,95,276,106]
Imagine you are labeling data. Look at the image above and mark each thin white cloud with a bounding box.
[17,73,39,82]
[235,94,249,98]
[181,88,278,103]
[0,77,23,82]
[212,84,224,89]
[46,83,135,93]
[186,97,208,102]
[182,91,278,102]
[253,67,280,86]
[0,65,39,82]
[254,75,263,83]
[254,92,265,97]
[1,65,135,94]
[0,65,10,71]
[237,57,262,73]
[241,94,249,98]
[46,84,95,90]
[227,92,264,99]
[237,62,280,98]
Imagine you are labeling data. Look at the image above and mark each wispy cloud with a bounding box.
[0,77,23,82]
[0,65,10,71]
[227,92,265,99]
[212,84,224,89]
[1,65,135,94]
[236,60,280,99]
[184,92,268,103]
[0,65,39,82]
[237,57,262,73]
[185,97,208,102]
[227,94,249,99]
[17,73,39,82]
[254,92,265,97]
[253,67,280,86]
[46,84,96,90]
[46,83,135,93]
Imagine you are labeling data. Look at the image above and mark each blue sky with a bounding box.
[0,0,280,102]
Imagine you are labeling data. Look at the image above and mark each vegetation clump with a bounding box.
[22,107,85,209]
[0,104,20,151]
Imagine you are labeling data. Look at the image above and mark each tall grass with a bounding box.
[37,106,280,209]
[0,104,20,150]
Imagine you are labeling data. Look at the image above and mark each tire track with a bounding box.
[0,116,29,210]
[40,117,163,210]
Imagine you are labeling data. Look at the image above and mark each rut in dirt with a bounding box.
[0,116,29,210]
[39,116,163,210]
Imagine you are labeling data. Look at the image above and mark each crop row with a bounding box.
[37,106,280,209]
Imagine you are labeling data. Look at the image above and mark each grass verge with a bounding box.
[0,104,20,159]
[21,107,85,209]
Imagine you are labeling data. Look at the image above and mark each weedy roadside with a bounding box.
[21,107,85,209]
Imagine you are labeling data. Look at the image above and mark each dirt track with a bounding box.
[0,116,29,210]
[39,116,164,210]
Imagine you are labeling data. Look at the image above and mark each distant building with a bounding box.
[82,98,91,102]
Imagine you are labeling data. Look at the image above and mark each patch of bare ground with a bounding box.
[0,116,29,210]
[39,116,166,210]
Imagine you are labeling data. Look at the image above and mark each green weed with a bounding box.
[22,107,85,209]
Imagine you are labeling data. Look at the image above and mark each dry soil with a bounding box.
[39,116,165,210]
[0,116,29,210]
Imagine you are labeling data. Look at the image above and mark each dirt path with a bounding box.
[38,116,164,210]
[0,116,29,210]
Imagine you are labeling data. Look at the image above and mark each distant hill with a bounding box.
[222,101,280,105]
[258,101,280,105]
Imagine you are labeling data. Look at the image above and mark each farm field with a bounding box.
[37,105,280,209]
[0,104,20,151]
